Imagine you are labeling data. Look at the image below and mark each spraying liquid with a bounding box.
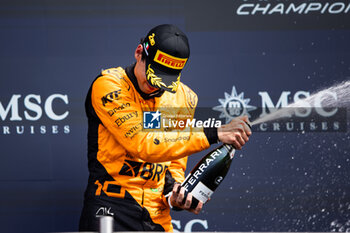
[251,80,350,126]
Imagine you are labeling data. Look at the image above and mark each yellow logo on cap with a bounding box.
[154,50,187,70]
[146,64,180,92]
[146,64,166,88]
[149,33,155,46]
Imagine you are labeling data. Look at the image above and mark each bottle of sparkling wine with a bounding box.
[181,143,235,209]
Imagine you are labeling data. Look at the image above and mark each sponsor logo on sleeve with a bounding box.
[124,122,142,138]
[115,111,138,127]
[186,88,197,109]
[107,103,130,116]
[153,138,160,145]
[102,90,121,106]
[164,136,190,143]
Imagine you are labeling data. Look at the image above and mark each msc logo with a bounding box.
[143,110,161,129]
[118,159,167,182]
[102,90,121,106]
[213,86,256,123]
[0,94,70,135]
[0,94,69,121]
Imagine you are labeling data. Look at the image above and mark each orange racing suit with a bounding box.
[79,64,213,231]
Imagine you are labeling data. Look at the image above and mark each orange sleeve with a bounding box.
[168,157,187,183]
[91,75,210,163]
[167,84,199,182]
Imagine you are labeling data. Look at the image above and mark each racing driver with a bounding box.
[79,24,252,232]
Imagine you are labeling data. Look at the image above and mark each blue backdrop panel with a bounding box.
[0,0,349,232]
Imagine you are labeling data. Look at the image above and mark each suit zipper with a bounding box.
[141,187,145,207]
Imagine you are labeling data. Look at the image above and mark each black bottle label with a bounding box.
[182,144,235,204]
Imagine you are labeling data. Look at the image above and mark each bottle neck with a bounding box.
[223,144,236,159]
[223,144,234,152]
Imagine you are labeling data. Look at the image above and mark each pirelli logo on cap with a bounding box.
[154,50,188,70]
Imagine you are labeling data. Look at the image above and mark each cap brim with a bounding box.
[146,61,180,93]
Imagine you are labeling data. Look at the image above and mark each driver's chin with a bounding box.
[144,81,159,94]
